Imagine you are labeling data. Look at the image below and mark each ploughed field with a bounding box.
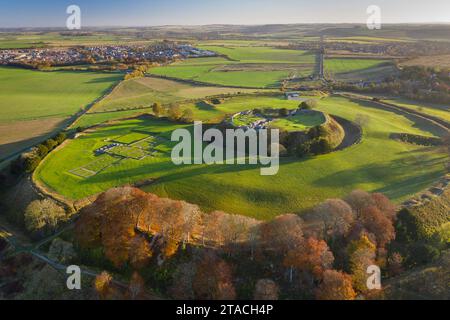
[34,95,448,219]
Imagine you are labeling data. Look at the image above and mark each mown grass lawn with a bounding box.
[35,96,448,219]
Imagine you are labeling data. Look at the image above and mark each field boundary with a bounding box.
[145,74,273,89]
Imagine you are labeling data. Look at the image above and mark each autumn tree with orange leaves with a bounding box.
[315,270,356,300]
[347,235,377,292]
[284,237,334,282]
[94,271,121,300]
[192,251,236,300]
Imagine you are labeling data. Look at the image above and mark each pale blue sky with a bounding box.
[0,0,449,28]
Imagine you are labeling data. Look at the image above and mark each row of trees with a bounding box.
[10,132,66,175]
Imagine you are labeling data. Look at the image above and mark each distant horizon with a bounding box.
[1,0,449,28]
[2,22,450,31]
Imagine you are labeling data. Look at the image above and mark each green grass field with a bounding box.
[72,109,153,129]
[112,132,150,144]
[35,95,448,219]
[270,112,326,132]
[198,45,315,64]
[0,67,122,163]
[325,58,389,73]
[0,67,122,123]
[90,76,266,113]
[149,45,315,88]
[381,98,450,123]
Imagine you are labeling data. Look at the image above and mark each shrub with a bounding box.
[278,108,289,117]
[24,153,41,173]
[36,144,49,158]
[180,109,194,123]
[25,199,67,237]
[168,104,182,121]
[299,99,317,110]
[54,132,67,144]
[310,138,333,155]
[295,141,312,157]
[151,102,163,117]
[406,242,441,266]
[43,139,58,151]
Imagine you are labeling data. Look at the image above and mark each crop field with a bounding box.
[325,58,390,74]
[324,58,396,81]
[90,76,266,113]
[35,95,448,219]
[0,67,122,163]
[270,112,326,132]
[198,46,315,64]
[149,45,316,88]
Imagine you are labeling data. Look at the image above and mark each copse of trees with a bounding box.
[74,187,403,300]
[299,99,318,110]
[167,104,183,122]
[10,132,67,175]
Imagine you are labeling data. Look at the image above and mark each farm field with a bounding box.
[90,76,268,113]
[149,45,316,88]
[34,95,448,219]
[197,45,315,64]
[324,58,396,81]
[0,67,122,162]
[0,32,152,49]
[325,58,390,73]
[72,109,153,129]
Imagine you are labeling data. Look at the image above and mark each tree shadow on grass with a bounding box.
[312,153,447,200]
[347,97,448,138]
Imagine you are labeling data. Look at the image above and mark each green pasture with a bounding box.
[270,112,326,132]
[0,67,122,123]
[149,45,316,88]
[35,95,448,219]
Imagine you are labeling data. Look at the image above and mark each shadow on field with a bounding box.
[312,153,447,200]
[347,97,448,138]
